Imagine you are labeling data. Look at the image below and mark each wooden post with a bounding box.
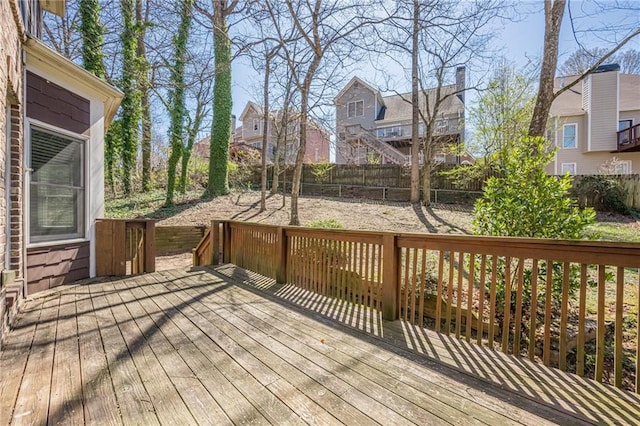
[211,220,220,265]
[382,233,399,321]
[222,222,231,263]
[144,220,155,273]
[275,227,288,284]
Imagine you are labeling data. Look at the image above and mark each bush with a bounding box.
[307,218,344,229]
[572,175,630,214]
[473,137,595,239]
[473,137,596,304]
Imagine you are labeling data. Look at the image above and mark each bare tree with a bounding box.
[529,0,640,137]
[560,48,640,75]
[264,0,382,225]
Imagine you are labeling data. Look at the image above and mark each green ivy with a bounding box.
[165,0,193,206]
[207,14,232,197]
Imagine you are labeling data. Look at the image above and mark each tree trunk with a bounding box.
[421,132,434,203]
[260,56,271,212]
[179,106,203,193]
[136,0,152,192]
[290,92,309,226]
[410,0,420,203]
[528,0,565,137]
[207,1,232,196]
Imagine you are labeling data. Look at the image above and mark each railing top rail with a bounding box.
[217,219,640,252]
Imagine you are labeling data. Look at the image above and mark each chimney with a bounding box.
[455,66,465,104]
[583,63,619,152]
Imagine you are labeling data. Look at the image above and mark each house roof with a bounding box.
[333,76,385,106]
[24,37,123,129]
[551,73,640,116]
[375,84,464,124]
[239,101,262,122]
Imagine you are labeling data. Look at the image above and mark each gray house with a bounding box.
[334,68,466,165]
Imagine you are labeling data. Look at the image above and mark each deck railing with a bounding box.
[617,123,640,151]
[96,219,156,276]
[193,220,640,393]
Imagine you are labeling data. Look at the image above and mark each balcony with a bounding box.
[617,123,640,152]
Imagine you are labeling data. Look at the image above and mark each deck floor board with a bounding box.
[1,266,638,425]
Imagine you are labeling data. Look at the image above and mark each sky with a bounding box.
[229,1,640,122]
[225,1,639,161]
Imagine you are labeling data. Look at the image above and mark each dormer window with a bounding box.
[347,100,364,118]
[253,119,261,132]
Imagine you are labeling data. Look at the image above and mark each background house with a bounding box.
[1,0,121,344]
[237,101,330,164]
[334,69,466,165]
[548,64,640,175]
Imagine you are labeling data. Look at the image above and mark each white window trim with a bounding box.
[562,123,577,149]
[252,118,261,132]
[560,162,577,175]
[25,118,90,247]
[347,100,364,118]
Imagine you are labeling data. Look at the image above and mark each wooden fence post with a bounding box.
[211,220,220,265]
[223,222,231,263]
[275,227,288,284]
[382,233,399,321]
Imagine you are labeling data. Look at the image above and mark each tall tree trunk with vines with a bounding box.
[207,1,233,196]
[136,0,152,192]
[166,0,193,205]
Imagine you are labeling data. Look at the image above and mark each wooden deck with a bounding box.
[1,266,638,425]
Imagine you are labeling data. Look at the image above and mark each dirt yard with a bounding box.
[158,192,475,234]
[147,190,638,270]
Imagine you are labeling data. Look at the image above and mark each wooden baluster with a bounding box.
[596,265,606,382]
[365,243,372,307]
[576,264,587,376]
[403,248,410,321]
[514,258,525,356]
[559,262,570,370]
[418,249,427,328]
[456,252,464,339]
[466,253,475,342]
[488,256,498,348]
[615,266,624,388]
[529,260,539,361]
[543,259,553,366]
[502,257,512,354]
[411,248,418,324]
[445,252,455,335]
[435,251,445,333]
[476,255,487,345]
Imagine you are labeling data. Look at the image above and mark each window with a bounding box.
[252,119,260,132]
[29,127,84,242]
[614,160,631,175]
[562,124,577,149]
[347,100,364,118]
[376,127,402,138]
[560,163,576,175]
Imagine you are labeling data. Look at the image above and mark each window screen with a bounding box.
[30,127,84,242]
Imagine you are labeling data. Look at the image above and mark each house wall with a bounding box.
[303,127,330,163]
[26,242,90,294]
[549,110,640,175]
[586,71,618,152]
[335,83,378,131]
[25,47,108,294]
[0,0,25,347]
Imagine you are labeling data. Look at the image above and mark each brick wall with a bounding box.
[304,127,330,163]
[0,0,24,348]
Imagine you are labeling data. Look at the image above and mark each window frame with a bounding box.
[26,120,88,246]
[560,162,577,175]
[252,118,261,132]
[347,100,364,118]
[562,123,577,149]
